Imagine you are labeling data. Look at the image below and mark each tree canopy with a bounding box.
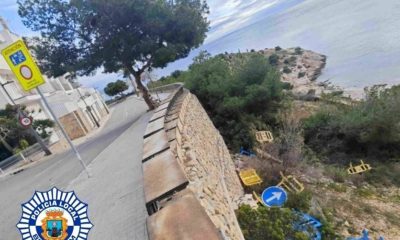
[0,105,54,160]
[104,80,129,97]
[182,52,285,150]
[18,0,209,109]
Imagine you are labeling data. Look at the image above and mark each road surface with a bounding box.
[0,96,149,239]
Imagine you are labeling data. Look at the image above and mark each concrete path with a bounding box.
[0,96,149,239]
[67,110,151,239]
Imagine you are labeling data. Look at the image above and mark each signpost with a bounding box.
[261,186,287,207]
[1,39,90,177]
[19,115,33,128]
[1,40,45,91]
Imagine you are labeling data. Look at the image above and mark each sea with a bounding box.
[157,0,400,96]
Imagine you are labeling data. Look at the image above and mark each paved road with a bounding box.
[0,96,148,239]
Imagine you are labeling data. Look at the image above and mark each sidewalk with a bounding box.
[66,111,152,239]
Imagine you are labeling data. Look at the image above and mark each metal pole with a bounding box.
[37,87,90,177]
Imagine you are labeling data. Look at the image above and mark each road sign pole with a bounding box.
[37,87,90,177]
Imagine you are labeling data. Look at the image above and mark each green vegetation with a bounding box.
[283,66,292,74]
[354,188,375,198]
[0,105,53,160]
[237,205,309,240]
[324,165,348,183]
[285,190,312,212]
[18,0,209,110]
[298,72,306,78]
[295,47,303,55]
[104,80,129,97]
[184,52,285,149]
[268,54,279,66]
[275,46,282,51]
[148,71,184,89]
[304,85,400,163]
[327,183,347,193]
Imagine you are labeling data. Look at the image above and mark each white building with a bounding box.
[0,17,109,142]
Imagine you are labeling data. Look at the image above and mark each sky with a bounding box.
[0,0,280,90]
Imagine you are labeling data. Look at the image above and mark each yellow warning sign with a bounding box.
[1,40,45,91]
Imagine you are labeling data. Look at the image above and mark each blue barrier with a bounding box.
[239,147,256,157]
[347,229,384,240]
[293,212,322,240]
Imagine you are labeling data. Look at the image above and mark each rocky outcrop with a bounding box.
[260,47,340,98]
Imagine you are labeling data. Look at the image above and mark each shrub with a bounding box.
[237,205,310,240]
[298,72,306,78]
[327,183,347,193]
[319,217,340,239]
[268,54,279,66]
[275,46,282,51]
[283,66,292,74]
[282,82,293,90]
[363,163,400,187]
[304,85,400,163]
[324,165,347,183]
[285,190,312,212]
[295,47,303,55]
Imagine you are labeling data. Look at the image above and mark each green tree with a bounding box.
[185,52,284,149]
[0,105,41,159]
[104,80,129,97]
[18,0,210,110]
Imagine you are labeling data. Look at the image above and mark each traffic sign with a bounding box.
[19,116,33,128]
[261,186,287,207]
[1,40,45,91]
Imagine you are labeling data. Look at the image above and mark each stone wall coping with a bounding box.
[147,189,222,240]
[143,150,189,204]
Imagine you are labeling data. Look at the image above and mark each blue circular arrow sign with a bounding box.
[261,186,288,207]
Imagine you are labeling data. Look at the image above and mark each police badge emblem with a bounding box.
[17,187,93,240]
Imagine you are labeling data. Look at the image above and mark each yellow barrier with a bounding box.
[255,131,274,143]
[239,169,263,186]
[277,171,304,194]
[252,191,263,204]
[347,160,372,175]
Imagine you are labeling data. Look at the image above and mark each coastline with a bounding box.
[259,47,366,100]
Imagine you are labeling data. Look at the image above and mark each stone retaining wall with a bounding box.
[170,93,244,239]
[143,86,244,240]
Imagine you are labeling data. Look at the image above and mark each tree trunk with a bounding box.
[127,74,140,97]
[126,66,156,110]
[29,127,52,156]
